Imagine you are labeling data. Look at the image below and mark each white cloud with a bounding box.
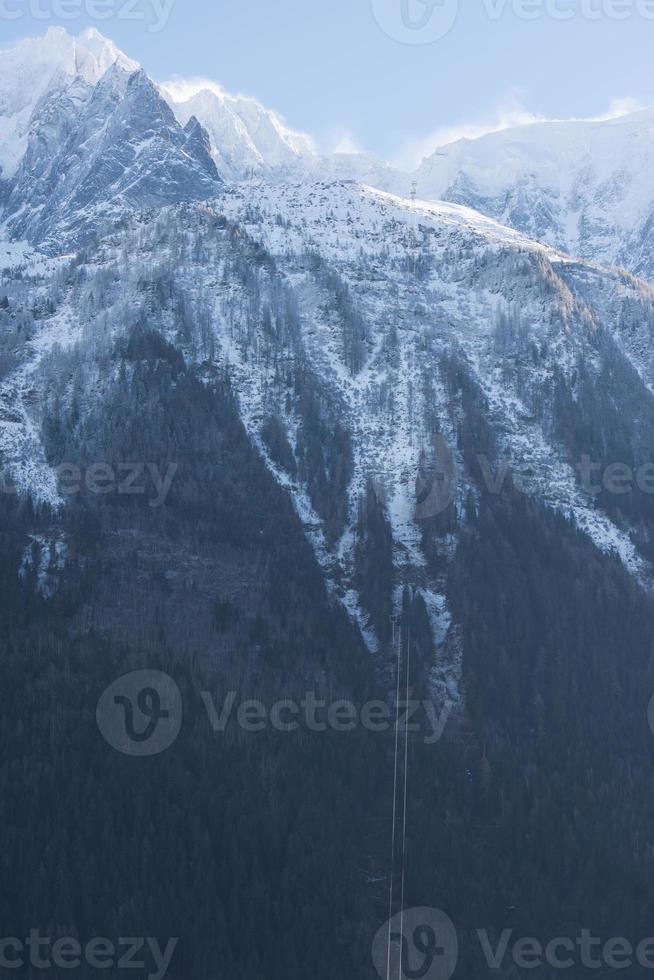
[329,129,365,156]
[159,75,229,104]
[391,93,547,170]
[390,92,651,171]
[590,96,646,120]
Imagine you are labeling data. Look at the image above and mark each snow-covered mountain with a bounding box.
[159,59,654,282]
[162,82,409,190]
[4,29,654,974]
[0,26,138,184]
[0,29,220,247]
[161,82,318,181]
[6,26,654,284]
[5,65,220,246]
[5,177,654,699]
[416,109,654,280]
[0,27,408,245]
[3,26,654,675]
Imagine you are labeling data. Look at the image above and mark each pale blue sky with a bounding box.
[3,0,654,165]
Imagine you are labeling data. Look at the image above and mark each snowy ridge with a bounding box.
[415,108,654,281]
[5,26,654,290]
[6,27,654,283]
[0,30,220,248]
[162,83,317,182]
[0,27,137,182]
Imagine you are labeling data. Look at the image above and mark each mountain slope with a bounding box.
[5,180,654,710]
[3,34,654,977]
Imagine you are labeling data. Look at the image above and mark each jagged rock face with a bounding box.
[415,110,654,281]
[162,84,317,182]
[0,26,138,183]
[164,84,410,192]
[182,115,219,177]
[3,65,221,248]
